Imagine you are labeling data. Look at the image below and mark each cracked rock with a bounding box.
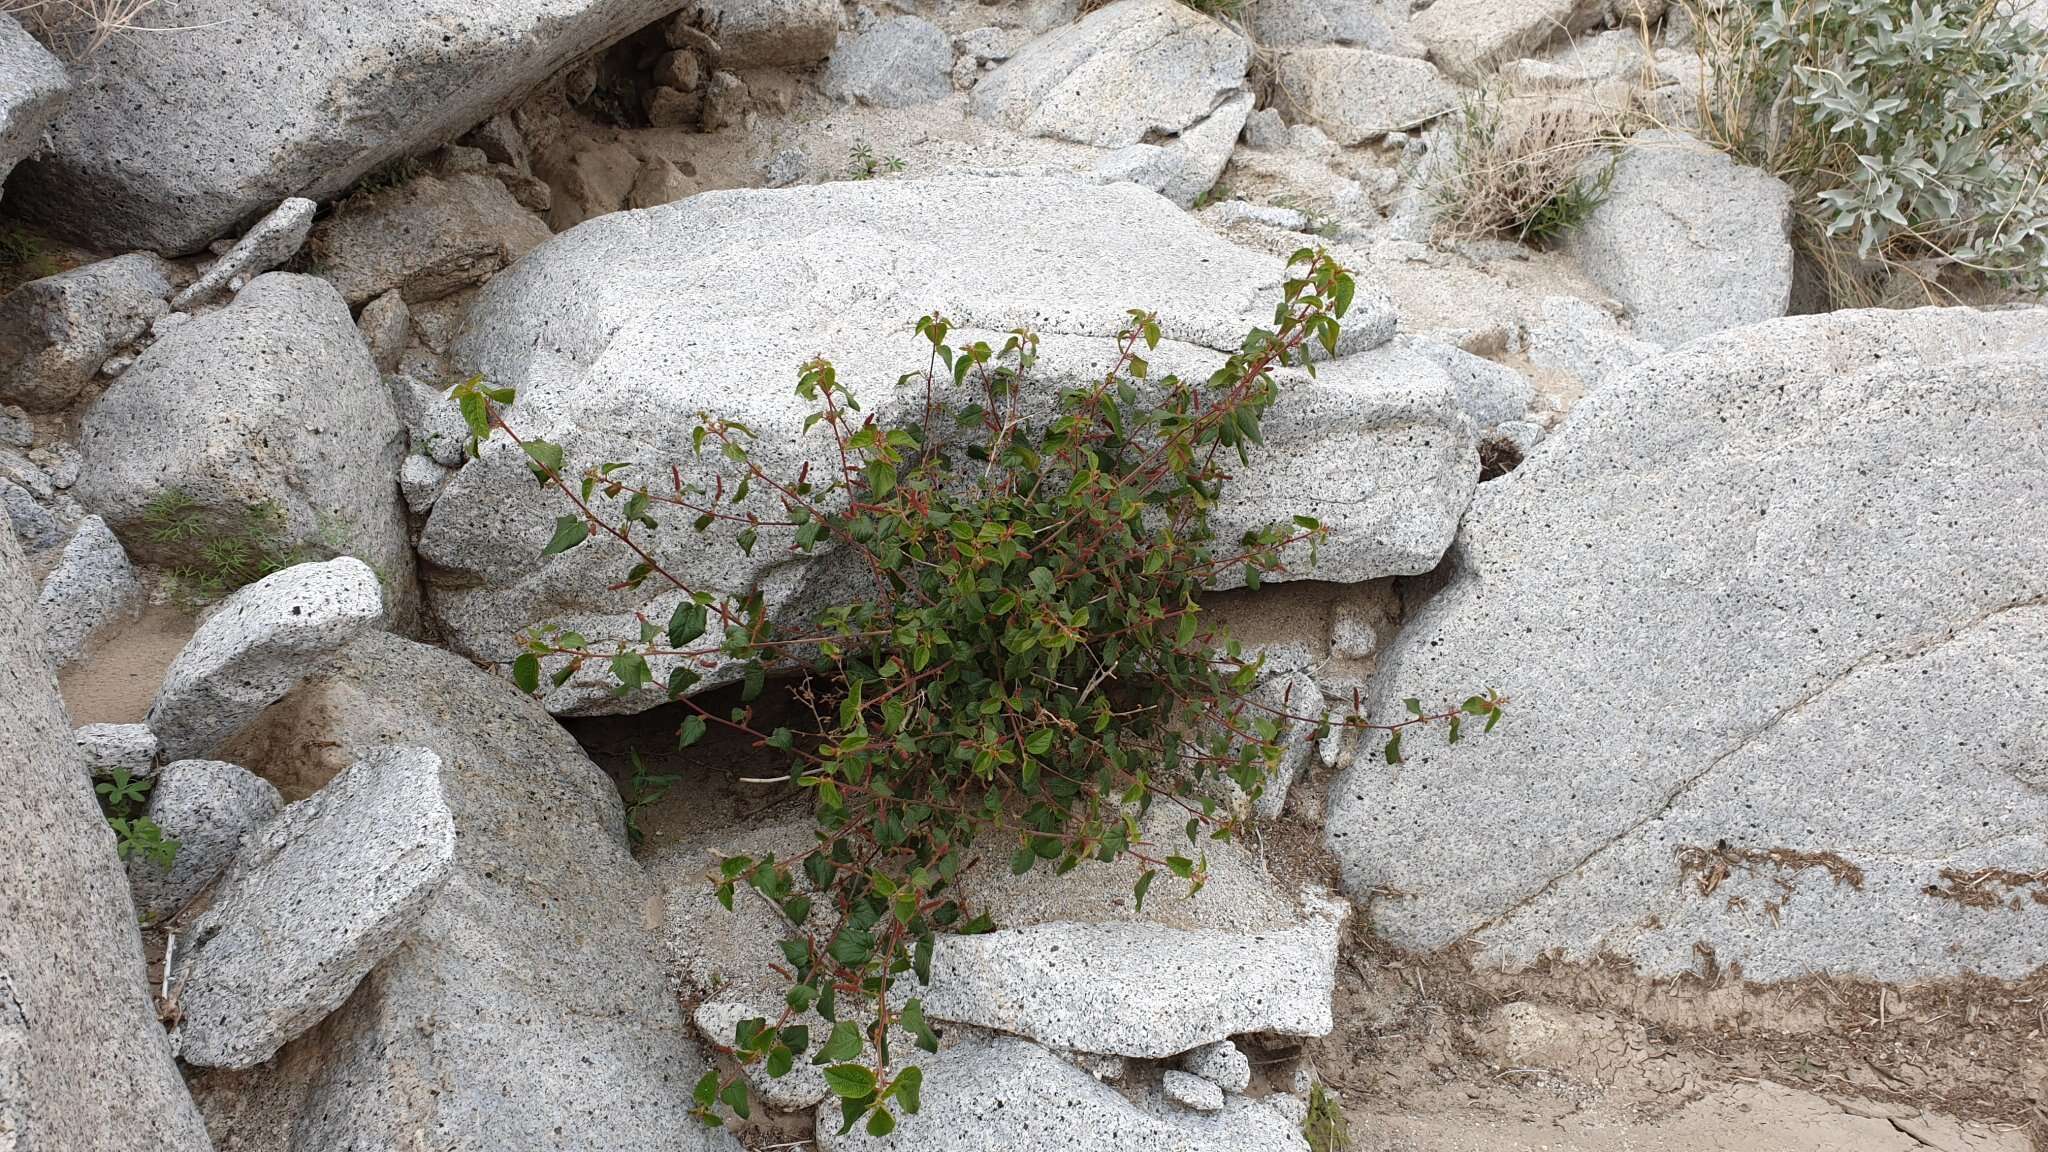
[1325,306,2048,981]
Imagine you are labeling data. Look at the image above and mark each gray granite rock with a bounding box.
[34,514,142,667]
[73,273,417,621]
[971,0,1250,147]
[126,758,282,924]
[1398,335,1534,429]
[1326,306,2048,981]
[1410,0,1584,82]
[1,476,57,551]
[1250,0,1414,52]
[1565,130,1794,347]
[824,16,954,107]
[1272,47,1456,144]
[10,0,694,254]
[1524,294,1662,390]
[422,177,1421,715]
[399,453,451,517]
[310,172,553,307]
[0,14,69,197]
[394,371,472,467]
[147,558,385,762]
[185,631,740,1152]
[75,722,160,777]
[0,516,212,1150]
[174,746,455,1067]
[1164,1068,1227,1111]
[668,0,842,67]
[1181,1038,1252,1092]
[170,198,316,310]
[0,253,173,412]
[357,289,412,374]
[816,1035,1309,1151]
[1207,339,1476,592]
[920,900,1344,1057]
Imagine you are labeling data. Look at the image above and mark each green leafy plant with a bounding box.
[1685,0,2048,305]
[623,750,679,847]
[844,143,906,181]
[453,249,1499,1131]
[142,490,304,604]
[1430,83,1633,246]
[1304,1082,1350,1152]
[95,768,178,871]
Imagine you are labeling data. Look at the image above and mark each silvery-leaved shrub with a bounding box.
[1689,0,2048,305]
[452,250,1500,1135]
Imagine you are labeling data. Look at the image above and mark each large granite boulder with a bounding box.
[7,0,693,254]
[187,631,740,1152]
[72,273,417,623]
[0,515,211,1149]
[1565,130,1795,347]
[1325,307,2048,982]
[419,176,1474,715]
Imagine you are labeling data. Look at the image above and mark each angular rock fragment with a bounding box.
[311,172,552,307]
[816,1036,1309,1151]
[0,253,173,412]
[174,746,456,1068]
[170,198,316,310]
[147,558,384,761]
[35,514,142,667]
[187,632,738,1150]
[75,722,160,777]
[1181,1038,1252,1092]
[1272,48,1456,145]
[10,0,699,253]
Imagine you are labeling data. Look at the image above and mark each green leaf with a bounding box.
[1385,731,1403,764]
[520,438,564,480]
[541,515,588,556]
[1133,869,1156,912]
[458,391,490,440]
[765,1045,794,1078]
[1024,729,1053,755]
[678,714,708,748]
[891,1065,923,1114]
[512,653,540,694]
[1165,855,1194,879]
[865,1105,896,1137]
[720,1079,752,1120]
[824,1064,877,1100]
[815,1020,863,1064]
[692,1069,719,1109]
[667,601,708,647]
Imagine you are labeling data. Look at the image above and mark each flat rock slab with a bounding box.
[147,557,384,762]
[35,514,142,668]
[920,906,1342,1058]
[816,1035,1309,1152]
[174,746,456,1069]
[1325,306,2048,980]
[423,175,1429,716]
